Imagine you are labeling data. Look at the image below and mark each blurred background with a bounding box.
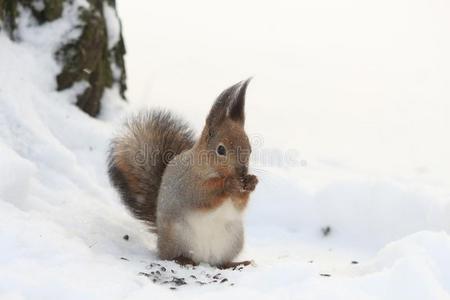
[118,0,450,192]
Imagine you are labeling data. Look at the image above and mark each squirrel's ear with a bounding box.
[206,78,251,130]
[227,78,251,125]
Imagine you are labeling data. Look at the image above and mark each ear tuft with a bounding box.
[228,78,251,124]
[206,78,252,129]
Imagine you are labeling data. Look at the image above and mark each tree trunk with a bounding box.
[0,0,127,117]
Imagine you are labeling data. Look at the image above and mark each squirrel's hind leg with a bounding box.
[217,260,252,270]
[174,256,198,267]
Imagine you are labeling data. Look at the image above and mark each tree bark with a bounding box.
[0,0,127,117]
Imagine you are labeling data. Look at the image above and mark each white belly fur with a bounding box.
[183,198,243,265]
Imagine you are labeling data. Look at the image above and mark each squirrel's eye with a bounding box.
[217,144,226,156]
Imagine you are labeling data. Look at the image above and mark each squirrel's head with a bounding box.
[198,79,252,178]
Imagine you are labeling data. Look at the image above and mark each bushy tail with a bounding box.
[107,110,195,229]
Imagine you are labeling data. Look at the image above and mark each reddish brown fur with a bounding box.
[232,192,250,210]
[197,195,229,210]
[197,176,251,211]
[197,177,228,210]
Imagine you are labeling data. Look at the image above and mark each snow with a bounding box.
[1,0,450,299]
[103,2,121,50]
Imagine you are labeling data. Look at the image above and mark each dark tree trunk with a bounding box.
[0,0,127,117]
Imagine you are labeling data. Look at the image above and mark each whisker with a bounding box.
[250,167,270,174]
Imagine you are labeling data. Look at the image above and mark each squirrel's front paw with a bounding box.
[225,176,244,194]
[242,174,258,192]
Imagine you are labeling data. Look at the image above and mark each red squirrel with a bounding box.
[108,79,258,268]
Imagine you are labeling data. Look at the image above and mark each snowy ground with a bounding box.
[2,0,450,299]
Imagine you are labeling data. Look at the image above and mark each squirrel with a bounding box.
[107,79,258,269]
